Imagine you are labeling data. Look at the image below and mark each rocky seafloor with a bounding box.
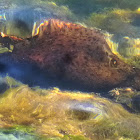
[0,0,140,140]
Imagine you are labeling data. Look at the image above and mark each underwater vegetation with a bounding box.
[95,0,140,10]
[0,0,140,140]
[118,37,140,58]
[105,35,140,69]
[0,1,76,38]
[1,0,140,41]
[86,8,140,39]
[116,37,140,69]
[0,76,139,140]
[0,126,41,140]
[45,0,140,17]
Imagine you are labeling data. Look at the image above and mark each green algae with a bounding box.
[118,37,140,57]
[86,8,140,37]
[47,0,98,16]
[63,135,88,140]
[124,56,140,69]
[0,1,76,38]
[96,0,140,10]
[0,126,40,140]
[40,135,88,140]
[41,0,140,21]
[0,47,9,53]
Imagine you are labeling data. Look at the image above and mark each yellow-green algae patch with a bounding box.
[86,8,140,37]
[0,77,139,139]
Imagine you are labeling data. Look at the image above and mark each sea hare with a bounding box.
[0,19,140,91]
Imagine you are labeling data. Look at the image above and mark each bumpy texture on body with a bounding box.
[0,19,140,91]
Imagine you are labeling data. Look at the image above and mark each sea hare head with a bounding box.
[0,19,139,91]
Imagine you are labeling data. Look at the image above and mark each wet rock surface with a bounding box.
[109,87,140,113]
[132,95,140,113]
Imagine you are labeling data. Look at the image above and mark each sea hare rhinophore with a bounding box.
[0,19,140,91]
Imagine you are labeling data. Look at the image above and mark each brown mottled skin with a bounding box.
[0,19,140,91]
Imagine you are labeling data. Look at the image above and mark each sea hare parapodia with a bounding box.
[0,19,140,91]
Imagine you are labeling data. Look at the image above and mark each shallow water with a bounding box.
[0,0,140,140]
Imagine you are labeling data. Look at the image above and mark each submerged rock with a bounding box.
[132,95,140,113]
[0,19,140,91]
[109,87,140,113]
[68,101,103,121]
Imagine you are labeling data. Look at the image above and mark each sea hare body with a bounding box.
[0,19,140,91]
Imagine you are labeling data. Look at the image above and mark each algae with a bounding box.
[0,77,139,139]
[86,8,140,38]
[118,37,140,57]
[0,1,140,140]
[0,1,76,38]
[105,32,140,69]
[0,126,39,140]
